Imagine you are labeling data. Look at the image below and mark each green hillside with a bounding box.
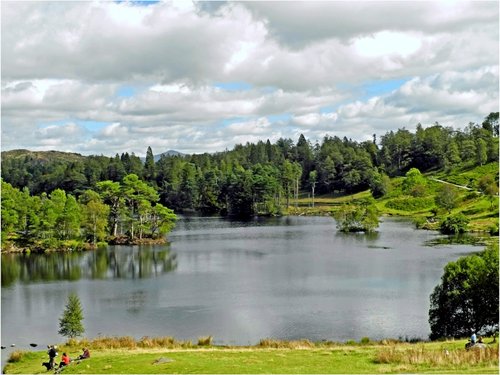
[291,162,499,234]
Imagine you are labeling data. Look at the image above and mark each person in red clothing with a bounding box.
[58,352,70,368]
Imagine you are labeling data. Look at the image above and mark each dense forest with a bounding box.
[1,112,498,250]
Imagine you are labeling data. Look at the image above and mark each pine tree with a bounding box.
[144,146,156,182]
[58,294,85,339]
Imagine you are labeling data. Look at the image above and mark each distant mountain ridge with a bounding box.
[1,149,185,163]
[1,149,85,163]
[153,150,185,161]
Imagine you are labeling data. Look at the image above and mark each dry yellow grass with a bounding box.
[375,343,499,367]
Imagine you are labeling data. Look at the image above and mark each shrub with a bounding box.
[197,336,213,346]
[7,350,25,363]
[333,203,379,233]
[360,337,371,345]
[97,241,108,249]
[440,214,469,234]
[489,224,499,236]
[410,184,428,197]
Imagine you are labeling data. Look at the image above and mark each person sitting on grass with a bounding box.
[77,348,90,360]
[59,352,70,368]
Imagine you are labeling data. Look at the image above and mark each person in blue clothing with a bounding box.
[471,332,477,344]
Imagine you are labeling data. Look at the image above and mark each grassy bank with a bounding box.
[288,162,499,234]
[4,337,499,374]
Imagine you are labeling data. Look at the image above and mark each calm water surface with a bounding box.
[1,216,481,362]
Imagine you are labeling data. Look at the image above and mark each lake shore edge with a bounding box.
[4,336,498,374]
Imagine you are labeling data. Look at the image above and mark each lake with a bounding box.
[1,216,481,362]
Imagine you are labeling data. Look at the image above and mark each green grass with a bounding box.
[288,163,499,233]
[4,339,498,374]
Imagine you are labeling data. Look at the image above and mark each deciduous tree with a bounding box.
[429,244,499,339]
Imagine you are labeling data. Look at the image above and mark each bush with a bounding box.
[489,224,499,236]
[360,337,371,345]
[97,241,108,249]
[7,350,25,363]
[61,240,85,251]
[333,203,379,233]
[440,214,469,234]
[197,336,213,346]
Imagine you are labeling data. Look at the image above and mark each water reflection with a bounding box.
[1,245,177,287]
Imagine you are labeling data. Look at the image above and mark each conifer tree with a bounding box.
[58,293,85,339]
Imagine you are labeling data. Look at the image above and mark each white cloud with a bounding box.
[354,31,422,58]
[1,1,498,156]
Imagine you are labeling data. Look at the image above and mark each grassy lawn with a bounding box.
[4,340,498,374]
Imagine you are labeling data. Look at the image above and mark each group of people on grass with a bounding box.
[42,346,90,371]
[465,332,485,350]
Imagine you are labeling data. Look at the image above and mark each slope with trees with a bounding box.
[1,112,498,251]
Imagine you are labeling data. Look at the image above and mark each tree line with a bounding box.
[1,174,177,250]
[1,113,498,225]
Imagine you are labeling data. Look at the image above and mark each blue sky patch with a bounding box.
[221,116,253,126]
[117,86,137,98]
[267,113,292,123]
[214,81,252,91]
[337,78,409,101]
[319,106,336,114]
[79,120,109,132]
[362,78,409,97]
[114,1,159,6]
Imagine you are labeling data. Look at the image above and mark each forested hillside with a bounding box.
[1,113,498,250]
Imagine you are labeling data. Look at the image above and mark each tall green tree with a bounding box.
[435,184,459,213]
[96,180,122,237]
[476,138,488,166]
[478,174,499,209]
[80,190,109,244]
[58,293,85,339]
[122,174,159,239]
[143,146,156,183]
[429,244,499,339]
[150,204,177,238]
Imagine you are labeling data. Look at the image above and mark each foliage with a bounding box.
[429,244,499,340]
[58,293,85,339]
[0,111,498,225]
[334,203,379,233]
[435,184,460,213]
[440,214,470,234]
[402,168,428,197]
[197,336,213,346]
[370,171,391,198]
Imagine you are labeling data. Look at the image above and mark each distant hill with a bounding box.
[1,149,85,163]
[149,150,185,162]
[1,149,185,164]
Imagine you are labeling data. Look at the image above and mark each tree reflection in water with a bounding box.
[1,245,177,287]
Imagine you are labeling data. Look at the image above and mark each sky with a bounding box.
[1,0,499,157]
